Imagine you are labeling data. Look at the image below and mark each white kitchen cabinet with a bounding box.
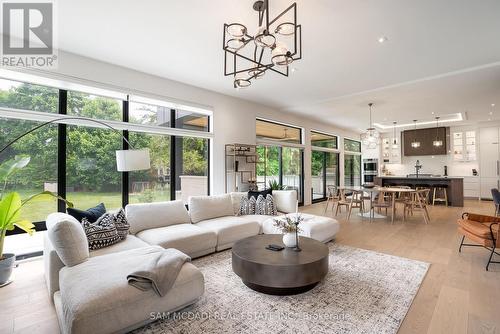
[479,127,500,199]
[463,176,480,198]
[381,135,401,164]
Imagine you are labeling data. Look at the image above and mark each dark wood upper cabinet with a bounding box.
[402,127,449,156]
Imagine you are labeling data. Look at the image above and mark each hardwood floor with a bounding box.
[1,199,499,334]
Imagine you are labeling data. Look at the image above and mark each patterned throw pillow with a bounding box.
[113,208,130,240]
[239,196,257,216]
[255,194,278,216]
[81,213,121,250]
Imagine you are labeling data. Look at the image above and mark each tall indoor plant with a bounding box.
[0,155,72,286]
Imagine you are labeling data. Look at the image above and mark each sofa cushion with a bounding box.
[195,216,260,251]
[56,246,204,334]
[238,196,257,216]
[272,190,298,213]
[261,213,340,243]
[136,224,217,258]
[67,203,106,223]
[126,200,191,234]
[47,213,89,267]
[248,188,272,199]
[90,235,149,257]
[114,208,130,240]
[189,194,234,223]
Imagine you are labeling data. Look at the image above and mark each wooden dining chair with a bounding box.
[404,189,430,224]
[336,189,364,220]
[371,190,392,221]
[324,185,339,214]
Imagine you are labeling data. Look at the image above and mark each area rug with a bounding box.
[134,243,429,334]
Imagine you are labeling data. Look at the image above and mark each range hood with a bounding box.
[402,127,450,156]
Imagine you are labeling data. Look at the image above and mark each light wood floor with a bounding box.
[1,199,499,334]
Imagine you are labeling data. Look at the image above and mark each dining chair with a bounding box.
[324,185,339,214]
[371,190,392,221]
[336,189,364,220]
[404,189,430,224]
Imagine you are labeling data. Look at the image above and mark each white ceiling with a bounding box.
[55,0,500,132]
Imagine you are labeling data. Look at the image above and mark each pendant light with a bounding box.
[411,120,420,148]
[392,121,398,148]
[433,116,443,147]
[361,102,380,149]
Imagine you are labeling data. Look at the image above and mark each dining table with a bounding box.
[338,185,416,223]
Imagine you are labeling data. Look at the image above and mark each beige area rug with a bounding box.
[134,243,429,334]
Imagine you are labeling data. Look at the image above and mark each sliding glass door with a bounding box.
[257,145,304,203]
[311,150,339,201]
[344,154,362,186]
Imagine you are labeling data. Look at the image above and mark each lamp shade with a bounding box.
[115,149,151,172]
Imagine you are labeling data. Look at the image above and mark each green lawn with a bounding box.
[16,189,170,222]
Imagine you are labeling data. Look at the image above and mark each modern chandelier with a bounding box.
[223,0,302,88]
[361,103,380,149]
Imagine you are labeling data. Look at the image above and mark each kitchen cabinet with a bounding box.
[452,131,476,161]
[381,135,401,164]
[402,127,449,156]
[463,176,479,198]
[479,127,500,199]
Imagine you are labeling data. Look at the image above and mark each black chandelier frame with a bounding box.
[223,0,302,88]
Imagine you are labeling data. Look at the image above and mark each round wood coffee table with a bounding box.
[232,234,329,295]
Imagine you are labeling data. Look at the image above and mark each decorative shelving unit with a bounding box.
[381,135,401,164]
[225,144,259,192]
[453,131,476,161]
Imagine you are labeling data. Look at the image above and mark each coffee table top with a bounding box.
[232,234,329,267]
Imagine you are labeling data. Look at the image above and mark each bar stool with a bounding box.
[432,185,448,206]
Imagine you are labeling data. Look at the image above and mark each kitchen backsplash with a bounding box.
[382,155,478,177]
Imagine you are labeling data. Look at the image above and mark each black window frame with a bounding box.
[311,150,340,203]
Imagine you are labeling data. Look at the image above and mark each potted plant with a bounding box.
[268,180,284,191]
[273,214,303,248]
[0,155,72,286]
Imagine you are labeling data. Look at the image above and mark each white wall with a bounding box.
[16,51,359,205]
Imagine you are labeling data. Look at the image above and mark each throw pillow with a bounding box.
[113,208,130,240]
[248,188,272,200]
[255,194,278,216]
[81,214,121,250]
[67,203,106,223]
[239,196,257,216]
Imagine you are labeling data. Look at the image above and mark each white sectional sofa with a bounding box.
[44,190,339,333]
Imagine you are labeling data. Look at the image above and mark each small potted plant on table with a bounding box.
[273,214,304,251]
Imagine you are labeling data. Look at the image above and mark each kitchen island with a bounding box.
[374,176,464,207]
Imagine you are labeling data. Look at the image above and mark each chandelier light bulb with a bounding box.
[254,26,276,48]
[226,38,245,50]
[275,22,295,36]
[226,23,247,38]
[234,73,251,89]
[271,42,293,66]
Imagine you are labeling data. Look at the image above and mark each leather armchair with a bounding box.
[457,212,500,271]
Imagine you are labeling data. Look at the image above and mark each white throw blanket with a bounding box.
[127,248,191,297]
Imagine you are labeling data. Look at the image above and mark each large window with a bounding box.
[344,138,361,152]
[256,119,302,144]
[257,145,303,203]
[66,92,123,209]
[311,151,339,201]
[311,131,338,149]
[0,76,212,258]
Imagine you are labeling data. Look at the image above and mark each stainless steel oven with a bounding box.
[362,159,378,184]
[363,159,378,173]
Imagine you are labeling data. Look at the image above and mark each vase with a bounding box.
[282,232,297,248]
[0,253,15,286]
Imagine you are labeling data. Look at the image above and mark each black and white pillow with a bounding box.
[239,196,257,216]
[81,213,121,250]
[255,194,277,216]
[113,208,130,240]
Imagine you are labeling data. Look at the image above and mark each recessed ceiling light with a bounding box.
[378,36,388,43]
[431,112,435,115]
[488,118,492,121]
[291,67,297,73]
[492,103,496,107]
[489,111,493,115]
